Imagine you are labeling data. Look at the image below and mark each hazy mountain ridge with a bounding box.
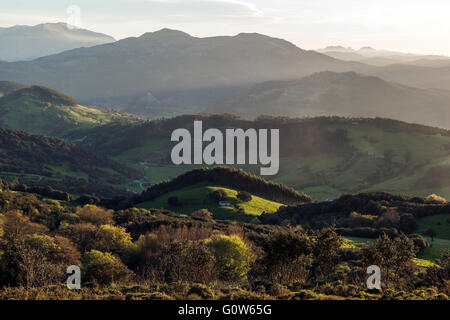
[215,71,450,129]
[0,29,369,117]
[318,45,450,67]
[0,22,115,62]
[1,29,450,119]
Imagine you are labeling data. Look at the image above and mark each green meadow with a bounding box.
[136,182,283,222]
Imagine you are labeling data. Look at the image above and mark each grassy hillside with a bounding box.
[416,214,450,261]
[70,115,450,200]
[137,182,283,222]
[273,120,450,200]
[0,85,141,136]
[0,127,139,196]
[419,238,450,261]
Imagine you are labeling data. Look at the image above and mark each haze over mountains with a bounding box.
[1,28,450,123]
[0,28,362,115]
[0,35,449,200]
[218,71,450,128]
[318,46,450,67]
[0,23,115,62]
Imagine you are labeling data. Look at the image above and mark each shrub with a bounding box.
[160,241,216,283]
[310,228,343,282]
[268,283,291,298]
[408,234,428,253]
[342,212,374,228]
[187,283,215,300]
[78,205,113,225]
[376,211,400,229]
[81,250,132,286]
[399,213,418,234]
[259,231,311,285]
[237,191,252,202]
[191,209,213,220]
[60,222,97,253]
[206,235,253,282]
[24,234,80,265]
[0,213,4,238]
[293,290,317,300]
[94,225,135,258]
[125,291,174,300]
[0,211,50,286]
[425,194,447,204]
[209,189,227,202]
[19,235,67,287]
[361,234,417,289]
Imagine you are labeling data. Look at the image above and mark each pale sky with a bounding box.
[1,0,450,55]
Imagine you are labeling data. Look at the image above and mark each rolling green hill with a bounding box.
[0,127,139,196]
[137,182,283,223]
[70,114,450,201]
[215,72,450,129]
[0,85,141,136]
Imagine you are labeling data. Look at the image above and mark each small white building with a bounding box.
[219,201,231,206]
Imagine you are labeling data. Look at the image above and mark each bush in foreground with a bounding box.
[81,250,132,286]
[207,235,253,282]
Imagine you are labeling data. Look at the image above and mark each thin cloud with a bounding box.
[145,0,264,18]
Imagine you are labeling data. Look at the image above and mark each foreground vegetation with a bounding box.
[0,182,448,300]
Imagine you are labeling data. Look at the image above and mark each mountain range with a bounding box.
[0,23,115,62]
[317,46,450,67]
[1,29,450,120]
[0,29,362,116]
[216,71,450,128]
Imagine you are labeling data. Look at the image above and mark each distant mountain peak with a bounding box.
[317,46,355,53]
[140,28,193,39]
[235,32,268,38]
[358,46,376,51]
[0,22,115,61]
